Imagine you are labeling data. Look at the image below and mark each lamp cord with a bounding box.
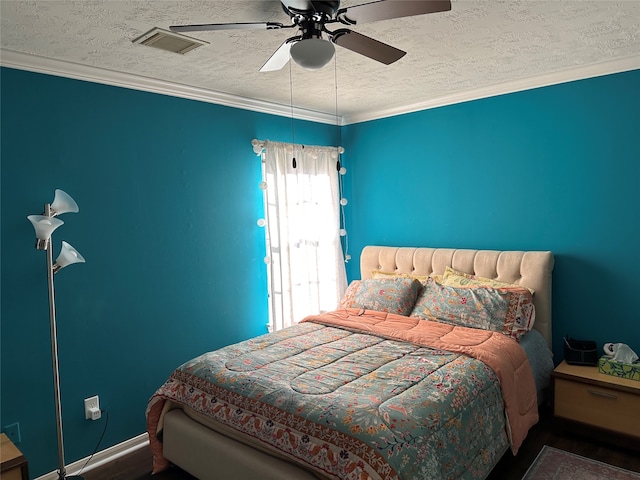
[334,51,339,140]
[333,53,349,263]
[75,410,109,476]
[289,60,296,167]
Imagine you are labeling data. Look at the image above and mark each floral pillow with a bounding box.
[339,280,362,309]
[340,277,423,316]
[441,266,535,294]
[372,270,442,285]
[410,277,535,340]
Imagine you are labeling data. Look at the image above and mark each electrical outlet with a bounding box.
[3,422,21,444]
[84,395,101,420]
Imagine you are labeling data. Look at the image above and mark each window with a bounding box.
[257,140,348,331]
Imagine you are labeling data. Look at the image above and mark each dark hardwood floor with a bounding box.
[83,405,640,480]
[486,404,640,479]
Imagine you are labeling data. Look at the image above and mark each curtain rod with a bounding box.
[251,139,345,157]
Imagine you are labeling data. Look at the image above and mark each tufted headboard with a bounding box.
[360,246,555,348]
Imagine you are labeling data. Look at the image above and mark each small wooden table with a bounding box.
[553,360,640,440]
[0,433,29,480]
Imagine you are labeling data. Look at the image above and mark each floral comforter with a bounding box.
[147,309,538,480]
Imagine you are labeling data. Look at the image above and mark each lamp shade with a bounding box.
[28,215,64,240]
[55,241,85,270]
[290,38,335,70]
[51,189,79,215]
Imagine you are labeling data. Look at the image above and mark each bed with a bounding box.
[146,245,555,480]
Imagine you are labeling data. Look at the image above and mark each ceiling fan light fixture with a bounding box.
[290,38,335,70]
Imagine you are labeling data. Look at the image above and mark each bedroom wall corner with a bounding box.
[0,66,337,478]
[341,68,640,362]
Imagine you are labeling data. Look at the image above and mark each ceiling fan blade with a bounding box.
[337,0,451,25]
[170,22,285,33]
[331,29,405,65]
[260,38,297,72]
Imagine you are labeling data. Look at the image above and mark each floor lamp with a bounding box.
[28,189,86,480]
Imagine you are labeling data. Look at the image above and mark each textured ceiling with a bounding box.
[1,1,639,123]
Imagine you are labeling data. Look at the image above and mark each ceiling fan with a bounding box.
[170,0,451,72]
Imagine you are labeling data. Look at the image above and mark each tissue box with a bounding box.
[598,356,640,381]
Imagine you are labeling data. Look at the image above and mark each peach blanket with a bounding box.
[302,308,539,454]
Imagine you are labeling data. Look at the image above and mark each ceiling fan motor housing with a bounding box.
[297,18,326,40]
[282,0,340,17]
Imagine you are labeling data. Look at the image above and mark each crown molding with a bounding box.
[2,49,638,126]
[0,49,341,125]
[343,56,640,125]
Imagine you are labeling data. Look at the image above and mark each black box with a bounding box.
[564,336,598,366]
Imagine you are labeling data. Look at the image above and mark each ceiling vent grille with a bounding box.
[132,28,208,55]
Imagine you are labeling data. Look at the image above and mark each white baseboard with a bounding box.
[34,433,149,480]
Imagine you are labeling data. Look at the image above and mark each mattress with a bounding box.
[147,310,539,480]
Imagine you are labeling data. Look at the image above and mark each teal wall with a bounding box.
[2,66,639,478]
[0,67,338,478]
[342,69,640,363]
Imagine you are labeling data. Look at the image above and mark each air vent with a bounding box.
[132,28,208,55]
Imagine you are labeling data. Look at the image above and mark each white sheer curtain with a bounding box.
[258,140,347,331]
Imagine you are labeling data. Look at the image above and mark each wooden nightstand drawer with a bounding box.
[2,468,24,480]
[0,433,29,480]
[555,377,640,437]
[553,360,640,440]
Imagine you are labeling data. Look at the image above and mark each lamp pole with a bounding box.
[43,202,71,480]
[28,191,85,480]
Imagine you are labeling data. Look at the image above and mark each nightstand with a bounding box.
[553,360,640,440]
[0,433,29,480]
